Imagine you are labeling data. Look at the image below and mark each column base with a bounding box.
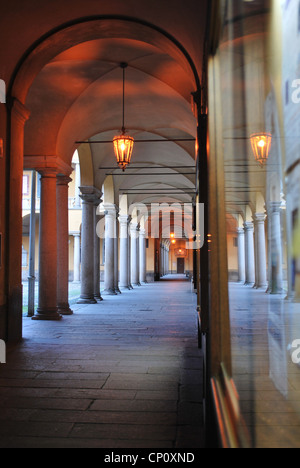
[32,309,62,321]
[245,282,255,287]
[120,286,131,291]
[77,296,97,304]
[57,304,73,316]
[94,294,104,302]
[255,283,268,290]
[103,289,118,296]
[115,288,122,294]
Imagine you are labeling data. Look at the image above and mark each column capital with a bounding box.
[80,186,102,204]
[270,201,281,213]
[244,221,254,231]
[119,214,130,225]
[237,227,245,235]
[57,175,72,186]
[254,212,267,224]
[103,203,118,213]
[139,228,146,237]
[39,168,58,179]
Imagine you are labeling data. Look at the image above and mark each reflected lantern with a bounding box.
[250,133,272,167]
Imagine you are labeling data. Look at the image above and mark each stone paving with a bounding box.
[0,275,203,448]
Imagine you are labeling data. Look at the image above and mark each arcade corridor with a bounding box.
[0,277,203,448]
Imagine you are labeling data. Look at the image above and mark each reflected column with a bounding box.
[244,221,255,286]
[270,202,283,293]
[237,227,246,283]
[254,213,267,289]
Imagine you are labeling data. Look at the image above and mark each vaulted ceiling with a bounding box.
[20,11,205,205]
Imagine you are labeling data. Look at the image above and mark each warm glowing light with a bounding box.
[250,133,272,167]
[172,239,176,244]
[113,135,134,172]
[170,233,175,239]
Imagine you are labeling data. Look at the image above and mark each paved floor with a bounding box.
[0,275,203,448]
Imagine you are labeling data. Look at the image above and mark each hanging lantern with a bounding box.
[113,134,134,171]
[250,133,272,167]
[113,63,134,171]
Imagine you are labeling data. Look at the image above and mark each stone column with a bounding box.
[73,233,81,283]
[254,213,267,289]
[33,169,62,321]
[270,202,283,293]
[139,228,147,284]
[119,215,130,290]
[130,222,139,286]
[103,204,117,295]
[56,175,73,315]
[114,213,121,293]
[237,227,246,283]
[136,226,141,286]
[94,204,103,301]
[244,222,255,286]
[77,187,101,304]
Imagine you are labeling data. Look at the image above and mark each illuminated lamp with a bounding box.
[113,63,134,172]
[250,133,272,167]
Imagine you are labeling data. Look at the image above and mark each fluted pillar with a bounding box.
[244,222,255,286]
[139,228,147,284]
[103,204,117,295]
[33,169,62,321]
[237,227,246,283]
[77,187,102,304]
[254,213,267,289]
[130,223,139,286]
[57,175,73,315]
[270,202,283,293]
[73,233,81,283]
[119,215,130,290]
